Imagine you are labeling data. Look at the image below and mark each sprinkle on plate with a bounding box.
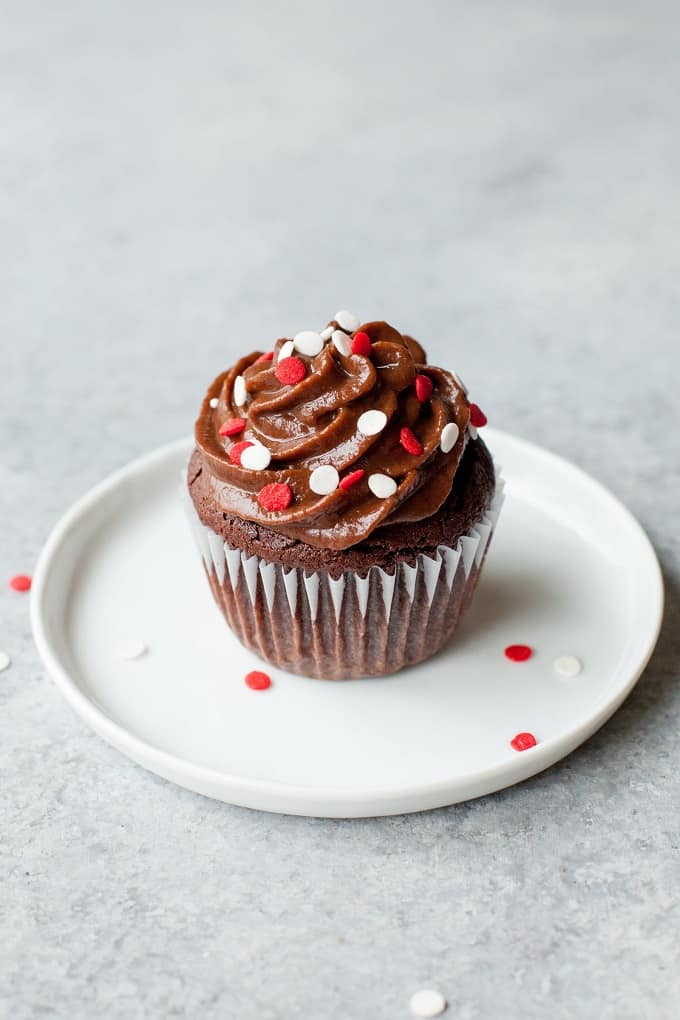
[9,575,31,592]
[245,670,271,690]
[510,732,537,752]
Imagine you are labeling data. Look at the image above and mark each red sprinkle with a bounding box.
[9,574,31,592]
[276,356,306,386]
[339,469,366,491]
[245,670,271,691]
[351,331,372,357]
[258,482,293,512]
[469,403,488,428]
[415,374,433,403]
[400,427,424,456]
[219,418,246,437]
[511,732,537,752]
[505,644,533,662]
[256,351,274,364]
[229,440,254,466]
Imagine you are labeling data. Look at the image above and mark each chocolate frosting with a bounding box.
[194,320,471,551]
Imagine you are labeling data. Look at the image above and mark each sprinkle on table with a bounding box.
[357,409,387,437]
[276,356,307,386]
[229,440,254,466]
[415,374,434,403]
[258,483,293,512]
[245,670,271,691]
[0,651,11,672]
[400,427,424,456]
[309,465,340,495]
[554,655,582,678]
[219,418,246,437]
[469,403,488,428]
[440,422,459,454]
[510,732,537,752]
[409,989,448,1018]
[368,473,398,499]
[334,309,360,332]
[339,469,365,491]
[9,575,31,592]
[351,331,372,357]
[504,644,533,662]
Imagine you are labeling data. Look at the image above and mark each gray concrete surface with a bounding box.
[2,2,679,1017]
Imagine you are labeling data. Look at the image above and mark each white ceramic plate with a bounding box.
[31,431,663,818]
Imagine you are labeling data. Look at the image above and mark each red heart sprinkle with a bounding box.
[469,403,488,427]
[400,427,424,456]
[219,418,247,437]
[276,356,306,386]
[415,374,433,403]
[510,732,537,752]
[229,440,254,466]
[256,351,274,364]
[505,644,533,662]
[339,469,366,491]
[351,332,372,356]
[245,670,272,690]
[9,574,31,592]
[258,482,293,511]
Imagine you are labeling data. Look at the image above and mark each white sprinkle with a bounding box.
[440,422,460,454]
[278,340,295,362]
[240,444,272,470]
[320,326,334,341]
[358,409,388,437]
[233,375,247,406]
[554,655,582,678]
[294,330,324,357]
[468,424,478,441]
[0,650,11,672]
[410,989,447,1018]
[332,330,352,357]
[118,639,148,661]
[335,309,360,332]
[452,371,468,394]
[368,473,397,499]
[209,397,219,409]
[309,465,340,495]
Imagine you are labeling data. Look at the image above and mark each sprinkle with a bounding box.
[209,397,219,409]
[276,356,307,386]
[294,330,325,357]
[229,440,254,466]
[409,990,447,1018]
[334,309,360,332]
[9,575,31,592]
[256,351,274,364]
[332,330,352,357]
[440,423,460,454]
[118,639,148,661]
[468,424,479,440]
[358,409,388,436]
[233,375,248,406]
[511,732,537,752]
[339,469,365,491]
[400,427,424,456]
[320,326,334,341]
[258,482,293,511]
[368,473,398,499]
[0,651,11,672]
[351,331,372,356]
[219,418,246,437]
[415,374,433,403]
[554,655,582,678]
[240,444,272,470]
[469,403,488,427]
[278,340,295,362]
[245,670,271,691]
[309,465,340,495]
[505,644,533,662]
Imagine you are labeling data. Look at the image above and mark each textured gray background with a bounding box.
[2,1,679,1018]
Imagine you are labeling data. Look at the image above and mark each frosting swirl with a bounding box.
[195,319,471,551]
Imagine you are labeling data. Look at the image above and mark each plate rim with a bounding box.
[30,431,665,816]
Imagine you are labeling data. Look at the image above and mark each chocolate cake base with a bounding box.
[185,440,501,680]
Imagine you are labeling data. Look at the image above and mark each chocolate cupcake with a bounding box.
[186,314,503,679]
